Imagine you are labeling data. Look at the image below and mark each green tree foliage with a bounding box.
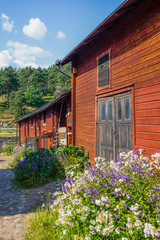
[28,67,46,92]
[1,66,18,102]
[0,69,4,95]
[17,67,34,91]
[47,63,71,97]
[25,86,44,107]
[0,63,71,119]
[10,90,29,119]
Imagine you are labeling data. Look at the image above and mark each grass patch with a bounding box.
[42,95,55,104]
[0,100,15,128]
[0,128,18,137]
[25,207,60,240]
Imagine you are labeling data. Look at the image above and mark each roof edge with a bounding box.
[16,89,71,123]
[61,0,138,65]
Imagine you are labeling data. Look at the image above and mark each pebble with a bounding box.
[0,155,65,240]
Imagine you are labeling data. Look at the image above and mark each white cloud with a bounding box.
[14,60,39,69]
[57,31,66,39]
[0,41,52,68]
[0,50,13,68]
[23,18,47,40]
[1,13,14,32]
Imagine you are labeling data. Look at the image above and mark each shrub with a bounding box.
[12,148,65,188]
[4,144,14,155]
[50,145,89,176]
[10,146,34,168]
[26,149,160,239]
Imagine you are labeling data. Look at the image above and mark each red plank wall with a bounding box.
[18,94,71,149]
[29,117,35,137]
[73,0,160,160]
[135,82,160,158]
[19,120,26,145]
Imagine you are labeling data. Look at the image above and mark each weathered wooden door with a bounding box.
[97,92,132,161]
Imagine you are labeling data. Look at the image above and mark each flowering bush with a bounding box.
[50,145,89,177]
[9,145,34,168]
[12,148,65,188]
[49,149,160,240]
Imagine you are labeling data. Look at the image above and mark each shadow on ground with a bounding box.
[0,167,63,217]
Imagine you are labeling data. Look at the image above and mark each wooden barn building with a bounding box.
[17,90,72,149]
[61,0,160,161]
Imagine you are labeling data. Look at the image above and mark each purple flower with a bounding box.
[123,203,129,209]
[121,227,127,231]
[62,186,66,193]
[112,192,119,196]
[126,193,132,198]
[65,184,69,192]
[92,188,100,193]
[102,183,111,189]
[86,188,93,195]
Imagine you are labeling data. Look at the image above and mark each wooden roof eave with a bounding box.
[16,90,71,123]
[60,0,139,65]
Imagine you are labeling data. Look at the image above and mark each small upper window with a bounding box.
[36,116,39,128]
[98,53,109,87]
[48,109,51,118]
[31,118,33,127]
[44,111,46,124]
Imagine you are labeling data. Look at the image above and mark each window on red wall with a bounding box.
[44,111,46,124]
[31,118,33,127]
[48,109,51,118]
[98,53,109,87]
[36,116,39,128]
[97,49,111,90]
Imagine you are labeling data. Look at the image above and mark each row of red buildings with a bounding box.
[18,0,160,161]
[18,90,71,149]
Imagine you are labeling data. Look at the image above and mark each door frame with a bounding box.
[95,85,135,159]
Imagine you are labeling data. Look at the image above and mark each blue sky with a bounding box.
[0,0,124,69]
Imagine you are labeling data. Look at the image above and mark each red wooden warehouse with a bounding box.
[61,0,160,161]
[17,90,72,149]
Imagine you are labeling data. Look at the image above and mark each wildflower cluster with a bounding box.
[12,148,65,188]
[51,144,89,177]
[10,145,34,168]
[151,153,160,170]
[52,149,160,240]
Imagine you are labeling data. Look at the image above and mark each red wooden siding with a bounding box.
[19,93,71,149]
[72,0,160,160]
[19,120,26,145]
[135,83,160,158]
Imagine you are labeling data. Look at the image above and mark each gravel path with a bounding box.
[0,155,65,240]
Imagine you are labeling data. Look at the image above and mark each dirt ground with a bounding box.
[0,155,64,240]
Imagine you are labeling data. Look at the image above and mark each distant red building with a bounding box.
[17,90,72,149]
